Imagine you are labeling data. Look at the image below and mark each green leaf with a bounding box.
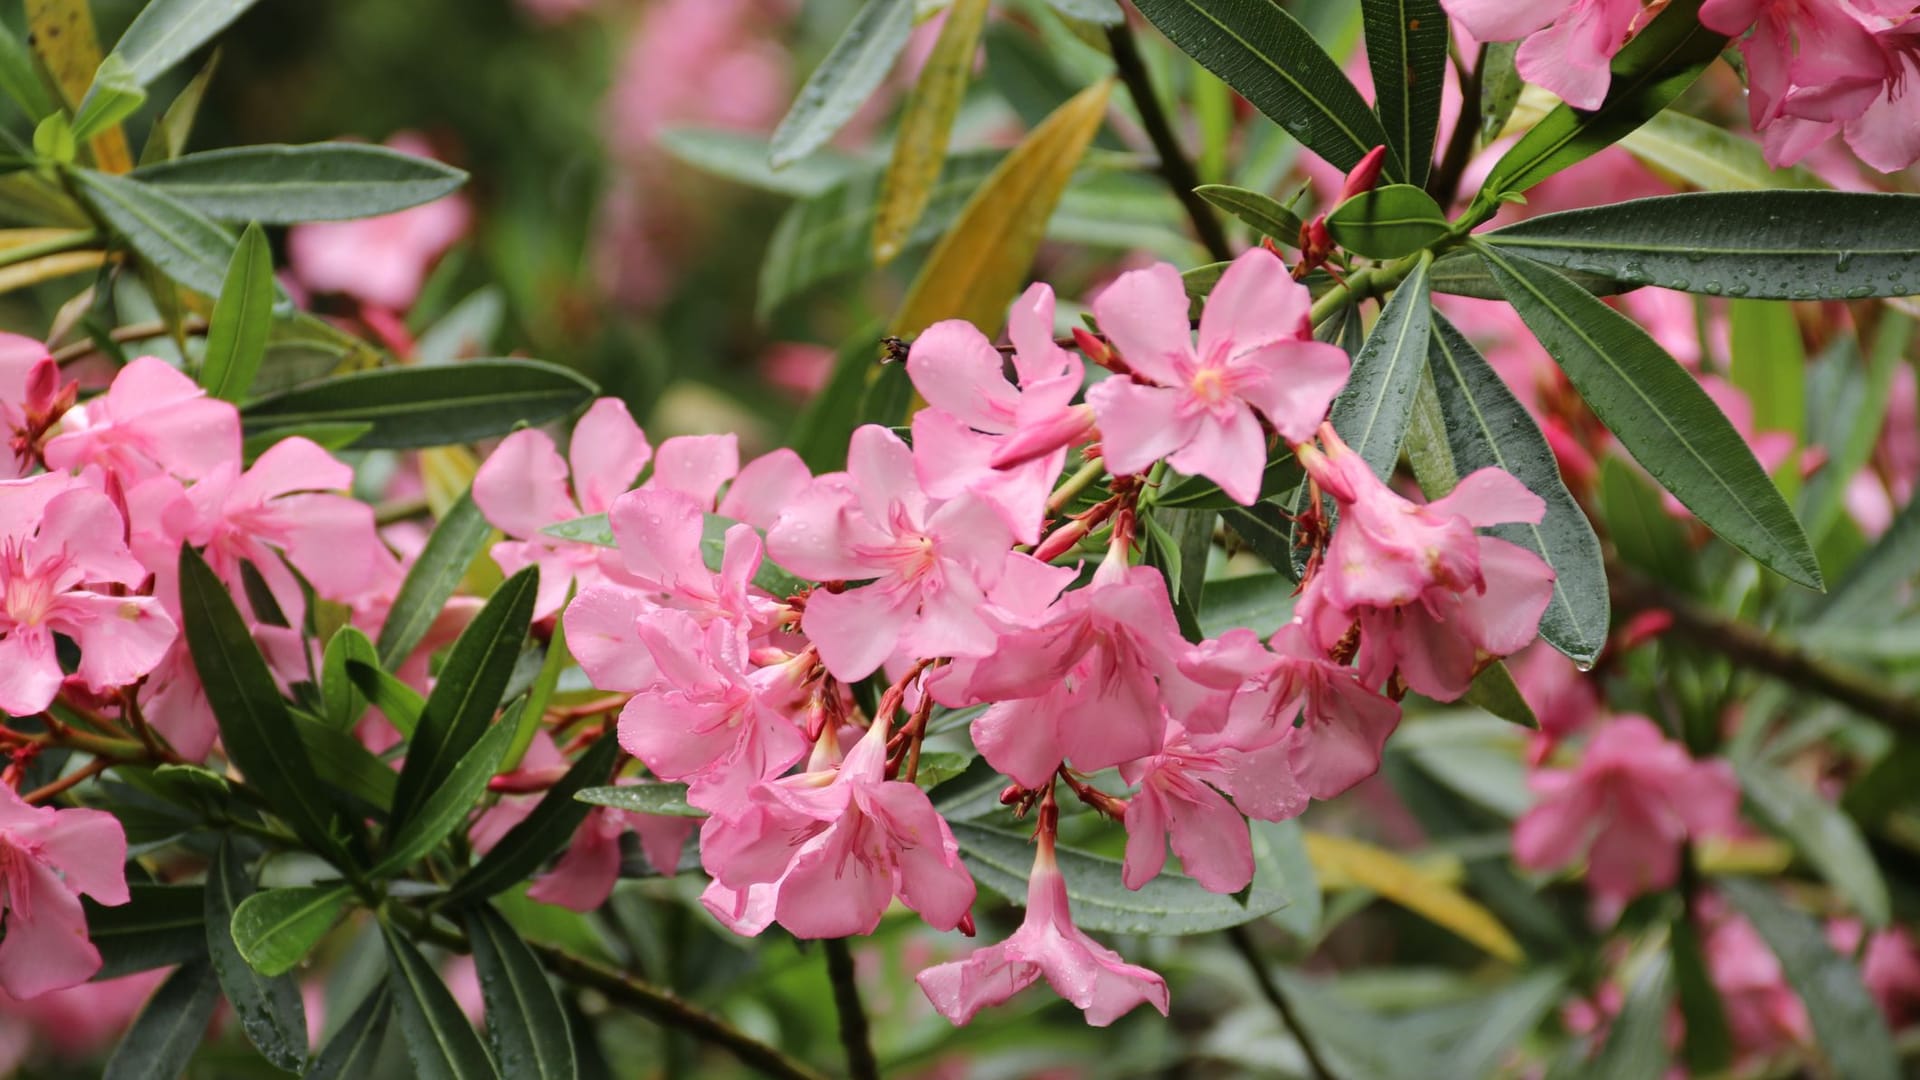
[446,734,619,907]
[102,958,222,1080]
[463,905,576,1080]
[294,709,398,811]
[206,838,308,1072]
[375,705,519,878]
[306,982,392,1080]
[1729,298,1804,498]
[390,567,538,829]
[322,625,379,730]
[949,822,1288,934]
[1141,507,1213,641]
[1721,878,1899,1080]
[231,884,354,977]
[576,782,705,819]
[377,488,492,668]
[657,127,855,197]
[1325,184,1448,259]
[1478,0,1722,198]
[69,167,237,297]
[1477,41,1520,143]
[1618,108,1824,192]
[1477,245,1822,589]
[1198,572,1297,638]
[200,220,272,402]
[1131,0,1396,177]
[1221,500,1299,581]
[135,143,469,223]
[1249,819,1319,938]
[873,0,989,263]
[1487,190,1920,301]
[139,48,217,165]
[1329,251,1431,478]
[1427,248,1628,300]
[382,920,499,1080]
[346,661,426,738]
[889,78,1112,336]
[180,545,350,862]
[1361,0,1446,187]
[1462,663,1538,729]
[70,54,145,144]
[1814,495,1920,630]
[770,0,915,170]
[1194,184,1302,242]
[1598,455,1698,594]
[1735,760,1889,927]
[506,621,568,771]
[109,0,259,85]
[85,883,206,979]
[1671,916,1733,1076]
[0,25,57,121]
[242,360,598,451]
[1425,315,1609,665]
[1586,952,1674,1080]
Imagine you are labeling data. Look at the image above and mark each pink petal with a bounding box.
[54,593,177,695]
[526,817,623,911]
[1122,785,1171,889]
[1231,340,1351,445]
[1090,263,1195,386]
[652,434,740,508]
[1007,282,1077,386]
[0,855,102,998]
[906,320,1021,432]
[1198,248,1310,358]
[1166,780,1255,894]
[803,581,916,681]
[973,697,1069,789]
[916,942,1038,1025]
[0,628,65,715]
[866,783,975,931]
[1084,379,1197,477]
[1165,400,1267,506]
[569,399,652,514]
[473,428,579,539]
[562,584,659,691]
[1429,468,1546,527]
[608,486,708,589]
[717,449,810,530]
[773,820,894,938]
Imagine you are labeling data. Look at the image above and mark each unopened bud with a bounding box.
[1338,145,1388,202]
[999,783,1024,805]
[1617,610,1673,652]
[989,404,1096,470]
[1032,518,1091,562]
[1071,326,1110,366]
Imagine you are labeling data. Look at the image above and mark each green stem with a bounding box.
[0,228,99,270]
[824,938,879,1080]
[1308,251,1427,328]
[1048,457,1108,513]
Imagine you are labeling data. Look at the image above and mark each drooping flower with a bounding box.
[699,720,975,939]
[1118,717,1309,894]
[0,783,129,998]
[286,133,471,311]
[917,809,1169,1027]
[768,424,1013,681]
[1513,716,1740,901]
[1085,248,1348,505]
[0,476,175,715]
[42,357,240,485]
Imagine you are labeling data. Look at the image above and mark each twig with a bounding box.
[1106,21,1234,263]
[823,938,880,1080]
[1226,925,1338,1080]
[21,757,111,804]
[51,316,208,364]
[1427,44,1486,207]
[1609,562,1920,734]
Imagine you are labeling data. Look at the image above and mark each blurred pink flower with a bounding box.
[286,133,471,311]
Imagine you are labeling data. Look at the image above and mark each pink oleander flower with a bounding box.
[602,486,781,630]
[1706,906,1810,1058]
[0,783,129,998]
[1510,641,1602,743]
[1086,249,1349,505]
[1295,422,1555,700]
[906,283,1090,543]
[1182,623,1403,801]
[1441,0,1648,110]
[0,336,73,480]
[1701,0,1890,154]
[614,610,809,817]
[1513,716,1740,901]
[42,357,240,485]
[474,398,656,619]
[768,425,1013,681]
[699,720,975,939]
[964,562,1219,788]
[1830,920,1920,1028]
[917,811,1170,1027]
[0,475,175,715]
[286,133,471,311]
[0,969,167,1071]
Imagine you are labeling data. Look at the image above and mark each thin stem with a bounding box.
[1048,457,1108,513]
[51,316,207,365]
[1427,45,1486,207]
[1106,21,1234,263]
[1609,561,1920,734]
[1226,925,1338,1080]
[21,757,111,804]
[823,938,880,1080]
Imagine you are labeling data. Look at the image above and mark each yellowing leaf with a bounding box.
[1694,835,1794,877]
[889,77,1113,337]
[25,0,132,173]
[0,249,107,294]
[872,0,990,264]
[1303,830,1523,962]
[420,445,479,521]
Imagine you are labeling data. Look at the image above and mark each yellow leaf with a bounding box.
[420,445,480,521]
[871,0,990,265]
[889,77,1113,338]
[1695,835,1794,877]
[0,249,106,294]
[25,0,132,173]
[1303,831,1523,963]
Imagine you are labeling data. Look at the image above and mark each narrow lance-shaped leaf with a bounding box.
[382,921,500,1080]
[464,905,577,1080]
[1329,250,1432,479]
[306,982,394,1080]
[179,545,351,863]
[890,78,1113,336]
[321,624,380,730]
[135,142,470,223]
[445,733,619,907]
[102,959,222,1080]
[1424,314,1609,664]
[389,566,539,829]
[1671,916,1734,1075]
[109,0,260,86]
[1478,0,1723,197]
[242,360,598,451]
[1130,0,1398,177]
[205,839,308,1071]
[1303,829,1523,961]
[1194,184,1303,243]
[230,884,355,977]
[200,221,272,402]
[1361,0,1447,187]
[69,167,237,297]
[872,0,990,263]
[377,488,492,667]
[0,24,57,121]
[374,705,521,878]
[769,0,916,170]
[1736,760,1890,928]
[84,883,205,979]
[1587,951,1675,1079]
[70,54,145,144]
[576,782,705,818]
[1477,244,1823,590]
[1479,190,1920,300]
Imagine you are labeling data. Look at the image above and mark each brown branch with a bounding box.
[1106,21,1235,264]
[823,938,880,1080]
[1226,925,1338,1080]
